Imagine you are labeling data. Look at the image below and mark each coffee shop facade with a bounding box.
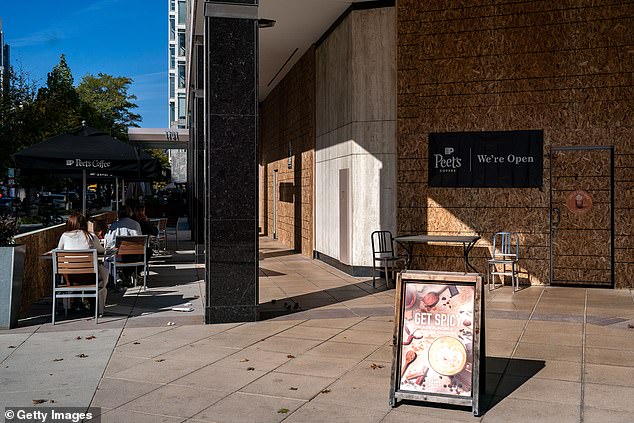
[187,0,632,322]
[258,0,632,289]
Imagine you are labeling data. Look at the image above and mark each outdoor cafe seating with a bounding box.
[371,230,405,288]
[51,249,102,324]
[111,235,150,290]
[487,231,520,292]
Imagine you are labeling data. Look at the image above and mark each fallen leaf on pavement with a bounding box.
[53,358,64,362]
[240,358,250,362]
[247,367,255,371]
[32,399,48,405]
[289,387,298,391]
[321,389,331,394]
[287,354,295,359]
[86,336,96,340]
[76,354,88,358]
[277,408,289,414]
[76,336,82,340]
[370,363,384,369]
[155,359,165,362]
[8,346,15,348]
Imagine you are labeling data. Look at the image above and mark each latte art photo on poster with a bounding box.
[399,283,475,397]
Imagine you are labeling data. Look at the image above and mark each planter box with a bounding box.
[0,245,26,329]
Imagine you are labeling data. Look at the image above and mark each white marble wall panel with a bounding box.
[315,7,396,267]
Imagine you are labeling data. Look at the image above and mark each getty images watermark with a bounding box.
[4,407,100,423]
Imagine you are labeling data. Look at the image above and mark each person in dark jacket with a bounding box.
[132,204,158,257]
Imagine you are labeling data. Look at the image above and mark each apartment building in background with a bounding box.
[167,0,187,182]
[0,17,10,90]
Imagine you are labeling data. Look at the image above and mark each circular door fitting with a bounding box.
[566,190,592,215]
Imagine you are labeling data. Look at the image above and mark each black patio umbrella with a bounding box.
[13,125,163,213]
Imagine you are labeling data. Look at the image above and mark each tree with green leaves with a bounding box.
[0,66,38,172]
[2,54,147,185]
[34,54,83,137]
[77,72,141,139]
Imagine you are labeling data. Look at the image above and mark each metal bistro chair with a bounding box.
[113,235,149,290]
[148,218,161,252]
[52,249,100,325]
[371,230,404,289]
[487,232,520,292]
[155,218,168,252]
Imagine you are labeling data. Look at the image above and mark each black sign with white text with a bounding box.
[428,130,543,188]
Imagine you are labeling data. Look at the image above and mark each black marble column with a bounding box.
[204,0,259,323]
[194,95,205,263]
[190,43,206,263]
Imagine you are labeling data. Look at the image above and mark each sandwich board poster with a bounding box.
[389,271,483,416]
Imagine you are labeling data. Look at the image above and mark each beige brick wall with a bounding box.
[260,48,315,257]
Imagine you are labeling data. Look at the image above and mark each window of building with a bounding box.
[178,64,185,89]
[169,75,175,98]
[178,31,186,56]
[178,94,186,119]
[170,0,175,12]
[170,17,175,41]
[170,102,175,126]
[178,1,186,24]
[170,46,175,69]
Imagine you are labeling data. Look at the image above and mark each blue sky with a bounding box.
[1,0,167,128]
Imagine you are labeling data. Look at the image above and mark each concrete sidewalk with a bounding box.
[1,238,634,423]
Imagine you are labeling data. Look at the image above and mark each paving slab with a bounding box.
[3,238,633,423]
[191,391,306,423]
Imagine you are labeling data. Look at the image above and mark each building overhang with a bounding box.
[127,128,189,150]
[187,0,385,103]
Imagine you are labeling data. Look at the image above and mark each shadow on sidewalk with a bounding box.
[482,356,545,412]
[394,357,545,416]
[259,279,391,320]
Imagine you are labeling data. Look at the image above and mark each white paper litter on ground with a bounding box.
[172,307,195,312]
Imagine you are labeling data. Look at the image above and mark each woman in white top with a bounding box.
[58,213,105,252]
[57,212,108,314]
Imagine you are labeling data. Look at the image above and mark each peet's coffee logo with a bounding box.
[434,147,462,173]
[429,130,543,188]
[65,159,112,169]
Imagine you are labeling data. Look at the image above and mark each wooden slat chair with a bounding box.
[113,235,149,290]
[52,249,99,325]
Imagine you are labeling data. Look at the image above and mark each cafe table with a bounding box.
[393,234,481,273]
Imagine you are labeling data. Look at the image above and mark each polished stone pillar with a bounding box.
[204,0,259,323]
[191,40,206,263]
[194,94,205,263]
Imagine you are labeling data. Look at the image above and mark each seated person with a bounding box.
[132,204,158,257]
[104,205,143,289]
[57,212,108,315]
[104,205,142,249]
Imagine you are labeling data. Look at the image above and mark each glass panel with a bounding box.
[178,64,185,88]
[178,1,186,24]
[170,46,175,69]
[169,75,175,98]
[169,103,175,126]
[178,95,186,119]
[170,0,175,11]
[170,17,175,41]
[178,31,186,56]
